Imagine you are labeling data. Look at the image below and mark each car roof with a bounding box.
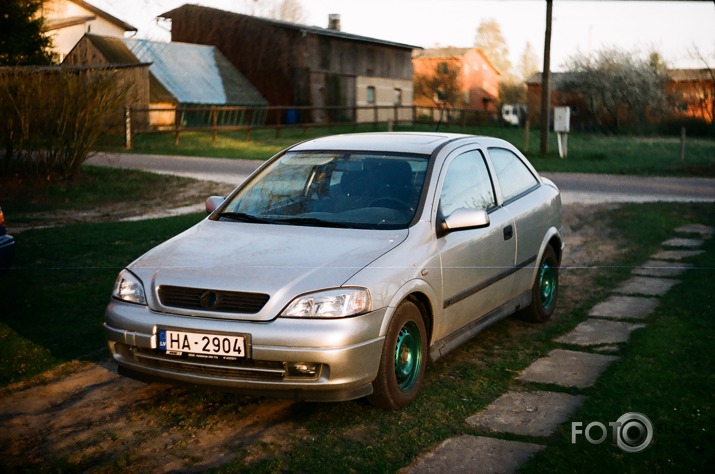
[288,132,510,156]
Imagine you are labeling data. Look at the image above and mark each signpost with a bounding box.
[554,106,570,158]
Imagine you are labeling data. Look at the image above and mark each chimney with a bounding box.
[328,14,341,31]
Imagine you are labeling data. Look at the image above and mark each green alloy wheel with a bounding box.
[368,300,427,409]
[519,245,559,323]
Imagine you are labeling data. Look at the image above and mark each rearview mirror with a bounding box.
[205,196,225,214]
[440,208,490,236]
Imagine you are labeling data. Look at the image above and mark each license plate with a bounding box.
[159,329,247,359]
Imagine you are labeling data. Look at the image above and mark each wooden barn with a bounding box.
[159,5,420,123]
[64,34,267,129]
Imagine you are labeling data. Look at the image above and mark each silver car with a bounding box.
[105,132,563,409]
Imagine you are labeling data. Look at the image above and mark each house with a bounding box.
[526,68,714,130]
[63,34,268,128]
[667,69,714,123]
[159,5,420,123]
[412,47,500,112]
[40,0,136,62]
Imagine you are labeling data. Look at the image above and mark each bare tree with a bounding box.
[518,41,540,82]
[498,41,540,108]
[413,62,463,107]
[250,0,306,23]
[473,19,512,78]
[559,47,669,133]
[688,44,715,125]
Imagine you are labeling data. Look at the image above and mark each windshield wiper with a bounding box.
[270,217,350,228]
[217,212,275,224]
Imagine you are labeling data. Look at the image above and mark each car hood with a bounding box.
[129,219,408,321]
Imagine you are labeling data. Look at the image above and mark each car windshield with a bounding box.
[219,151,430,229]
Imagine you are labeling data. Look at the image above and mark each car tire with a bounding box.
[368,300,427,410]
[519,245,559,323]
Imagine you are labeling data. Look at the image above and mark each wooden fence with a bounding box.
[123,104,498,148]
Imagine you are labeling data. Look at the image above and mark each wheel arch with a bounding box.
[381,282,436,349]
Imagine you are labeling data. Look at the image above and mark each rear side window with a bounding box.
[488,147,539,202]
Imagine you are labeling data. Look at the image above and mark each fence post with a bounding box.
[275,107,282,138]
[211,106,218,142]
[174,110,182,146]
[523,119,530,153]
[124,106,133,150]
[679,126,686,161]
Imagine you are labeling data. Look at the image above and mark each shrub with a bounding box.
[0,67,127,182]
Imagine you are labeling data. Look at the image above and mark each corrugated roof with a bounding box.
[123,38,267,106]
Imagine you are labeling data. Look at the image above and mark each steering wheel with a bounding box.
[368,197,411,215]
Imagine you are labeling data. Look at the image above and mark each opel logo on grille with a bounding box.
[199,290,219,309]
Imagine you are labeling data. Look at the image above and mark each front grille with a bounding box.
[158,285,269,314]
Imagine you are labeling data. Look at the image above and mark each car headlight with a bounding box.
[281,288,371,318]
[112,269,147,305]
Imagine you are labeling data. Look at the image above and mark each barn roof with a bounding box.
[73,34,266,106]
[160,5,422,51]
[123,38,267,106]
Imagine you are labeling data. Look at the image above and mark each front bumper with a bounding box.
[104,300,388,402]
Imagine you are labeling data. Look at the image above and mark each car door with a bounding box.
[486,146,545,295]
[434,148,517,341]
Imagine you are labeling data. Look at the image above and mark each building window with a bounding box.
[437,62,449,74]
[367,86,376,104]
[394,88,402,106]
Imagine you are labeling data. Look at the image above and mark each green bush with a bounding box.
[0,67,127,181]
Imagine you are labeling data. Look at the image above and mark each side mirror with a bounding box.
[205,196,225,214]
[439,208,490,236]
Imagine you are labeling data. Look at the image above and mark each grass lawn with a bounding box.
[519,205,715,473]
[107,124,715,177]
[0,161,713,472]
[0,213,204,385]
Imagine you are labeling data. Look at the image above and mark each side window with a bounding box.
[366,86,376,105]
[439,150,496,216]
[488,147,539,202]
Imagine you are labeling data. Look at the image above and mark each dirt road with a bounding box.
[0,203,621,472]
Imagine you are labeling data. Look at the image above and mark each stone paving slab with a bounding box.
[556,319,646,346]
[615,276,679,296]
[402,435,543,474]
[589,295,659,320]
[632,260,693,278]
[674,224,714,237]
[465,391,586,437]
[662,237,704,248]
[517,349,619,388]
[651,249,704,261]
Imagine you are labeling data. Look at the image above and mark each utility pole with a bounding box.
[540,0,553,156]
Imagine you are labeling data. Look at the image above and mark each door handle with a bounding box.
[503,225,513,240]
